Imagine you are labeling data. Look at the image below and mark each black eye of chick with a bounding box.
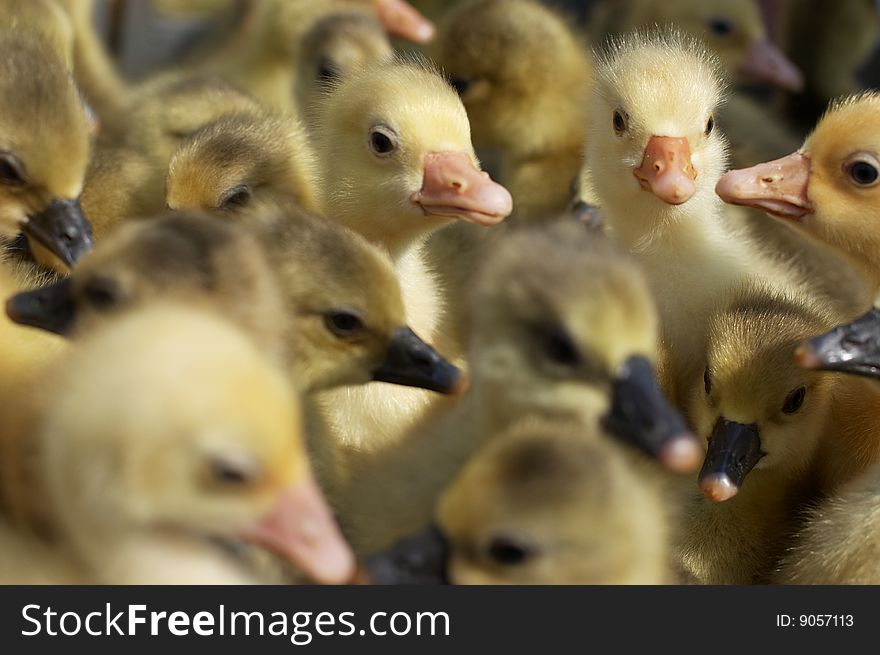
[325,311,366,337]
[487,536,534,566]
[847,160,880,186]
[705,115,715,136]
[782,386,807,414]
[317,57,340,84]
[708,17,733,36]
[220,185,252,210]
[0,154,25,186]
[613,110,628,135]
[210,460,254,486]
[370,130,396,156]
[542,326,581,367]
[704,367,712,395]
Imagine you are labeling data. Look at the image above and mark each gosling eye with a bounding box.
[705,115,715,136]
[0,152,26,186]
[209,456,260,487]
[486,536,536,567]
[324,310,366,338]
[317,57,340,84]
[704,367,712,395]
[540,325,581,367]
[82,276,122,312]
[369,125,398,157]
[450,76,471,97]
[219,184,252,211]
[844,154,880,187]
[612,109,629,136]
[708,16,733,37]
[782,386,807,414]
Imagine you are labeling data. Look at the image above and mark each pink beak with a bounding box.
[715,151,813,220]
[413,151,513,226]
[737,38,804,92]
[375,0,435,44]
[241,472,355,585]
[634,136,697,205]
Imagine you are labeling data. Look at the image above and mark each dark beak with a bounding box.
[365,524,449,585]
[795,308,880,379]
[23,198,94,268]
[5,278,76,336]
[699,418,763,502]
[601,355,702,472]
[372,327,466,394]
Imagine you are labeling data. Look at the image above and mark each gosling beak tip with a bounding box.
[699,473,740,502]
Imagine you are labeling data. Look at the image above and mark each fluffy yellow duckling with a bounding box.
[368,418,671,585]
[22,306,352,584]
[338,221,698,556]
[0,11,94,270]
[717,92,880,293]
[315,59,512,260]
[677,287,841,584]
[432,0,593,221]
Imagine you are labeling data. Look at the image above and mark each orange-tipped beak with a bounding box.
[241,472,354,585]
[375,0,435,44]
[716,152,812,220]
[634,136,697,205]
[699,473,740,502]
[737,38,804,93]
[413,151,513,226]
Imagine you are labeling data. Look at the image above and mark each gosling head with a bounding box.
[717,92,880,287]
[368,419,669,585]
[315,58,512,254]
[587,30,727,245]
[0,33,93,269]
[690,289,838,502]
[166,113,317,215]
[469,219,699,470]
[39,306,354,584]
